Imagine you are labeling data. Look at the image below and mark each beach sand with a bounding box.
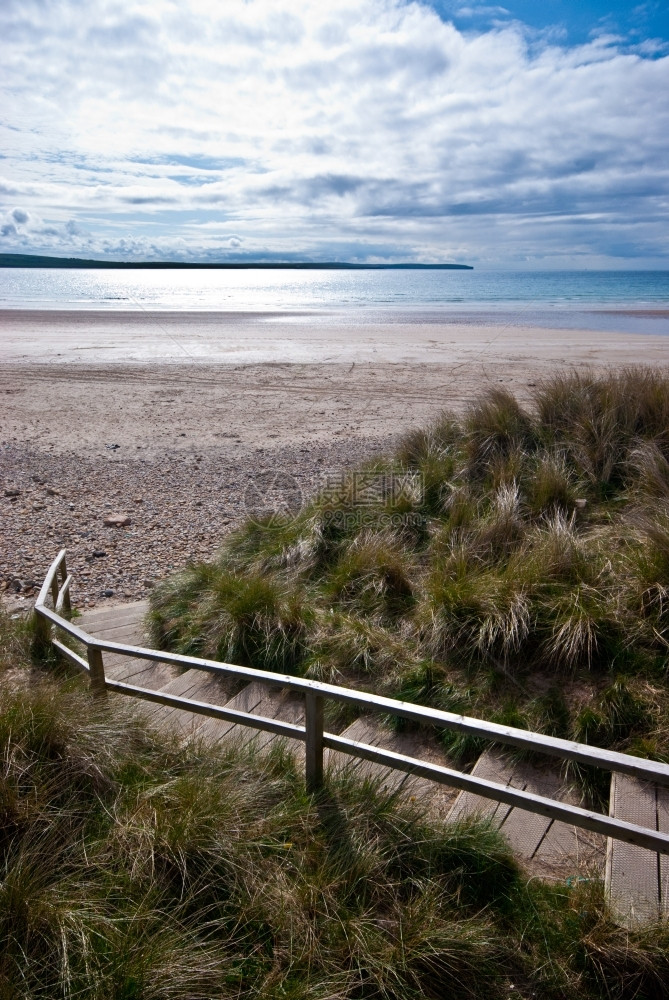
[2,309,668,455]
[1,309,668,606]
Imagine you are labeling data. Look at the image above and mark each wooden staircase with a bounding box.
[78,601,668,923]
[448,748,606,877]
[78,601,455,816]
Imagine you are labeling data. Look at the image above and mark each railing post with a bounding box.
[88,645,107,696]
[59,555,72,615]
[305,692,324,793]
[32,607,52,659]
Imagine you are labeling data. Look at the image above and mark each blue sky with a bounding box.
[437,1,669,46]
[1,0,668,266]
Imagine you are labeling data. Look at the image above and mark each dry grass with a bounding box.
[2,625,669,1000]
[150,368,669,780]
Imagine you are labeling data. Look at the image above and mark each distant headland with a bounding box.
[0,253,473,270]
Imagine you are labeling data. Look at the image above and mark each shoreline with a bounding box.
[1,308,668,366]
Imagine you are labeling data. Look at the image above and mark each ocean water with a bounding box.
[1,267,668,334]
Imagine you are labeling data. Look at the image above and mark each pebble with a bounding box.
[103,514,132,527]
[0,436,393,608]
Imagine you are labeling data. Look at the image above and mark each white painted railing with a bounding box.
[35,550,669,855]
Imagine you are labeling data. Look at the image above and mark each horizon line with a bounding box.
[0,252,473,271]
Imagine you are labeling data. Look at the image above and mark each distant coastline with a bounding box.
[0,253,473,270]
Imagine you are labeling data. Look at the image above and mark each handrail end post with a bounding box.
[305,692,324,794]
[88,645,107,697]
[31,606,52,660]
[59,555,72,615]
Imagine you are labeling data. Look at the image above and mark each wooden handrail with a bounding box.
[36,602,669,788]
[36,548,67,610]
[34,551,669,855]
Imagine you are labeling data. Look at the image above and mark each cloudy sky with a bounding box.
[2,0,668,266]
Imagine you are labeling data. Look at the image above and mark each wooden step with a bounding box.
[448,749,605,876]
[142,673,304,752]
[77,601,149,631]
[77,600,177,692]
[326,715,457,817]
[104,651,177,690]
[197,681,304,752]
[85,621,150,644]
[606,774,669,927]
[72,601,635,901]
[142,667,236,738]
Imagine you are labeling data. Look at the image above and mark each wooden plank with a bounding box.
[452,755,606,872]
[352,722,437,796]
[142,668,229,736]
[78,601,149,629]
[325,717,372,777]
[106,679,305,745]
[242,689,304,754]
[103,651,176,690]
[448,750,518,825]
[607,774,660,927]
[396,735,459,819]
[324,733,669,853]
[84,622,149,644]
[497,763,562,859]
[78,600,149,623]
[324,716,409,784]
[76,601,170,691]
[533,782,606,875]
[658,785,669,918]
[196,683,304,753]
[325,717,456,810]
[332,718,412,795]
[196,681,267,743]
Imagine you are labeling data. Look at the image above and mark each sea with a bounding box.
[1,267,668,335]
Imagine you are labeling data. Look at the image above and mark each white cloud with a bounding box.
[0,0,668,263]
[456,6,510,18]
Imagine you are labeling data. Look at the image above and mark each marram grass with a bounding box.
[150,369,669,774]
[3,620,669,1000]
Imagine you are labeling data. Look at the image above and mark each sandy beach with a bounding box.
[2,309,668,608]
[2,309,669,455]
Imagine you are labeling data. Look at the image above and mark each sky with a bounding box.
[1,0,668,267]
